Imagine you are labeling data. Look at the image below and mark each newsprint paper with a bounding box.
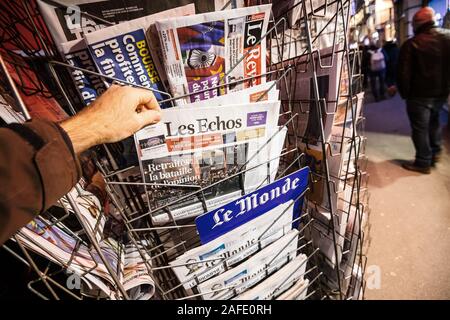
[16,217,155,300]
[156,4,271,104]
[197,229,299,300]
[134,100,281,225]
[170,200,294,289]
[234,252,308,300]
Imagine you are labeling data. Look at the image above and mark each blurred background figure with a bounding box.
[397,6,450,174]
[383,39,399,97]
[368,42,387,101]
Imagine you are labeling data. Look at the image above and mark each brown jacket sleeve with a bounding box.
[0,119,81,245]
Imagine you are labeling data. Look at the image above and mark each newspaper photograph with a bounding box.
[234,252,307,300]
[170,200,294,289]
[197,229,299,300]
[134,100,281,224]
[16,216,155,300]
[84,5,195,108]
[155,4,271,104]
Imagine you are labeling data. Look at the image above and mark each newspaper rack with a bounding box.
[0,0,369,300]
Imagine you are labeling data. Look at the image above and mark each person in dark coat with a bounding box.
[397,7,450,174]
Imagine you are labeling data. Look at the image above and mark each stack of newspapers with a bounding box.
[6,1,314,300]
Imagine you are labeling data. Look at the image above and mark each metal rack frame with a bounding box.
[0,0,368,300]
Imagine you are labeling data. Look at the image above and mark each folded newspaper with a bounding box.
[16,216,155,300]
[234,252,308,300]
[155,4,271,104]
[134,100,281,224]
[84,5,195,108]
[59,39,107,106]
[197,229,299,300]
[170,200,294,289]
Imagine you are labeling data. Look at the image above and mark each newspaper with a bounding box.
[1,56,68,122]
[60,188,107,242]
[170,200,294,289]
[270,0,349,63]
[59,39,107,106]
[84,5,195,108]
[134,100,281,224]
[155,4,271,105]
[197,229,299,300]
[234,252,307,300]
[16,216,155,300]
[280,45,344,151]
[276,278,309,300]
[187,81,279,108]
[0,93,25,124]
[37,0,209,45]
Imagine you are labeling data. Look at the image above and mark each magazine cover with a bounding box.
[134,100,281,224]
[60,39,107,106]
[197,229,299,300]
[84,5,195,108]
[37,0,210,45]
[170,200,294,289]
[156,4,271,104]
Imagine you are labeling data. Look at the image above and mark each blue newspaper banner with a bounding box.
[65,47,107,106]
[88,29,170,108]
[195,166,310,244]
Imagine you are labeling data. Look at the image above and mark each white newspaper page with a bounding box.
[170,200,294,289]
[234,252,307,300]
[156,5,271,105]
[197,229,299,300]
[134,100,281,224]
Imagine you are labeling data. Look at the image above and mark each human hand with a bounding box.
[61,85,161,154]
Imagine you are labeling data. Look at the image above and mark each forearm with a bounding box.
[0,120,81,245]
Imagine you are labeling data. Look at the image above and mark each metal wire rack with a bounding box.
[0,0,369,300]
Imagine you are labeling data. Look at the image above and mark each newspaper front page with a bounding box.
[155,4,271,104]
[134,100,281,224]
[170,200,294,289]
[84,5,195,108]
[60,39,107,106]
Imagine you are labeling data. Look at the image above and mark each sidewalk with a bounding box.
[364,93,450,299]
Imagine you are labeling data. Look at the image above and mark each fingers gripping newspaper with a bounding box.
[83,5,196,108]
[134,99,281,225]
[155,4,271,105]
[16,217,155,300]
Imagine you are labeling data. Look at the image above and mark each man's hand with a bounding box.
[61,85,162,154]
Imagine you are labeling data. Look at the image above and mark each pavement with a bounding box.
[363,93,450,299]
